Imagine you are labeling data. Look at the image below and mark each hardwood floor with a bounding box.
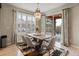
[0,44,79,56]
[67,46,79,56]
[0,44,17,56]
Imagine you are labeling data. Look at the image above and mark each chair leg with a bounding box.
[48,49,50,56]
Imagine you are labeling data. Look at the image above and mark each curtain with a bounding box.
[41,15,46,34]
[62,8,70,46]
[12,9,17,44]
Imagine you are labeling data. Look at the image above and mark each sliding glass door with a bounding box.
[55,18,63,43]
[45,18,53,35]
[46,14,63,44]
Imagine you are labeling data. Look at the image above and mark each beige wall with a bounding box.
[69,4,79,47]
[1,3,79,47]
[0,4,14,45]
[0,8,1,34]
[46,4,79,47]
[0,4,33,45]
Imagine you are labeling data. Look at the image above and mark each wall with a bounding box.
[45,3,79,47]
[69,4,79,47]
[0,8,1,35]
[0,4,14,45]
[0,3,33,45]
[1,3,79,47]
[46,3,78,16]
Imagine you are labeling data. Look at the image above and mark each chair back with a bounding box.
[47,36,55,50]
[22,36,27,44]
[24,36,34,47]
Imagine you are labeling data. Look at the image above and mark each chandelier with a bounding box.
[34,3,41,19]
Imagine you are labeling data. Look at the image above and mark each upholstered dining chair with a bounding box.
[41,36,56,55]
[23,36,40,48]
[18,36,28,50]
[22,36,39,56]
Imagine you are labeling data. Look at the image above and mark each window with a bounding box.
[45,18,53,34]
[56,19,62,26]
[16,12,35,33]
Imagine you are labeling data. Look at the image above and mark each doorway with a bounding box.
[46,14,62,43]
[55,18,62,43]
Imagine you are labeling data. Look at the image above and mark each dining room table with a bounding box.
[17,33,68,56]
[26,33,52,40]
[24,33,52,50]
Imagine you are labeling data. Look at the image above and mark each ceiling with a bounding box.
[10,3,66,13]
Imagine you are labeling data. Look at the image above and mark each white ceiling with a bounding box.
[10,3,66,13]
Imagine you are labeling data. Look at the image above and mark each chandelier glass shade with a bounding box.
[34,4,41,19]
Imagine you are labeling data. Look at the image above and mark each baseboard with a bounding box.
[7,42,12,46]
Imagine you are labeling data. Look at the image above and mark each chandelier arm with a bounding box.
[37,3,39,9]
[34,3,42,19]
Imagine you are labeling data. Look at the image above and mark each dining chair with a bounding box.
[41,36,56,55]
[24,36,34,48]
[22,36,27,45]
[19,36,28,49]
[47,37,55,50]
[24,36,40,48]
[22,36,39,56]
